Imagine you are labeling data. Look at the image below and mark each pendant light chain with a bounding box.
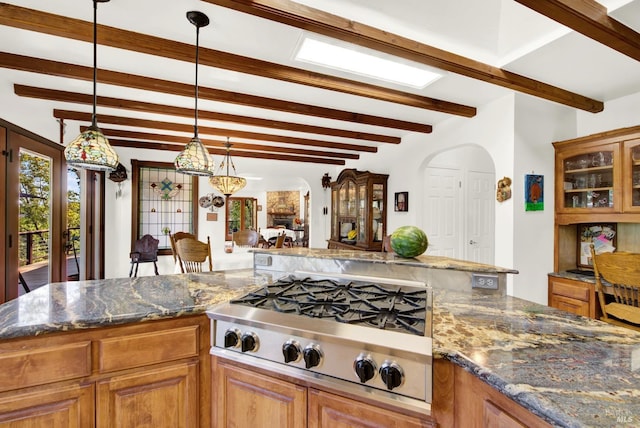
[92,0,98,128]
[193,22,200,139]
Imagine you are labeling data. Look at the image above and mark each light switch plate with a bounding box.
[471,273,499,290]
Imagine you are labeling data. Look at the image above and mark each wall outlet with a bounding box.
[254,254,272,266]
[471,273,499,290]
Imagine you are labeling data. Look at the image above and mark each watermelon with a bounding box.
[390,226,428,258]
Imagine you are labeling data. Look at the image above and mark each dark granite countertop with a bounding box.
[434,289,640,427]
[0,267,638,427]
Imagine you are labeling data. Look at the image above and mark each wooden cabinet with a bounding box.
[308,389,432,428]
[553,127,640,224]
[212,357,307,427]
[0,315,210,428]
[548,276,598,318]
[432,359,551,428]
[328,169,388,251]
[97,362,198,428]
[552,128,640,318]
[211,355,434,428]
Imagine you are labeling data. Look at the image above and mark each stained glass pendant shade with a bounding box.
[64,0,119,171]
[175,11,212,176]
[209,139,246,197]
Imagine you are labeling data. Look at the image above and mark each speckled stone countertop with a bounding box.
[1,268,638,427]
[435,289,640,428]
[0,270,269,340]
[252,247,519,274]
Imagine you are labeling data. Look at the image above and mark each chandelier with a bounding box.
[174,10,213,176]
[209,139,246,197]
[64,0,119,171]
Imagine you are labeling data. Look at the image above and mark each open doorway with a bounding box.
[421,145,495,264]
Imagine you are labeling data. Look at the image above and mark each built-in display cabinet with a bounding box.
[327,169,388,252]
[550,127,640,318]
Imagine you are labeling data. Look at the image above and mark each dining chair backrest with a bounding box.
[175,237,213,273]
[274,232,286,248]
[233,229,259,247]
[129,234,159,277]
[590,244,640,331]
[170,232,196,263]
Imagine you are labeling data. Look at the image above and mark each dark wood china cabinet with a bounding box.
[328,169,388,251]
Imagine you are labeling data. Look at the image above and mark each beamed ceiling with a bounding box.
[1,0,640,166]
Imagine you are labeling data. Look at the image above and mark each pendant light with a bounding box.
[174,11,213,176]
[64,0,119,171]
[209,138,247,197]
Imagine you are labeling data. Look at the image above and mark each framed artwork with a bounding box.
[394,192,408,212]
[525,174,544,211]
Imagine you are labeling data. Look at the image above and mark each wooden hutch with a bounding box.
[327,169,388,251]
[549,126,640,318]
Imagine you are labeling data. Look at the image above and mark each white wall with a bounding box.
[103,147,328,278]
[512,94,576,303]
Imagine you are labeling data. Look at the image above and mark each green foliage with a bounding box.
[19,152,50,232]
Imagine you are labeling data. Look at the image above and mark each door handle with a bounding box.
[469,240,477,245]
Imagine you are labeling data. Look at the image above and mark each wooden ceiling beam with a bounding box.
[202,0,604,113]
[15,85,378,153]
[81,126,360,159]
[0,52,416,136]
[106,139,345,165]
[515,0,640,62]
[0,3,474,120]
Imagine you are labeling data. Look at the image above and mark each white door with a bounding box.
[466,171,495,264]
[422,167,461,258]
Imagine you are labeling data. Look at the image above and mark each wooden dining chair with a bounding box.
[175,237,213,273]
[273,232,286,249]
[169,232,196,263]
[232,229,259,247]
[590,244,640,332]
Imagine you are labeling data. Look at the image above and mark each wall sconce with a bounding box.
[322,173,331,189]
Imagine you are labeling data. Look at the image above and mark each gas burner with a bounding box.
[230,275,428,336]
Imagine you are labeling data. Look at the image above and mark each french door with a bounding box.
[4,128,65,302]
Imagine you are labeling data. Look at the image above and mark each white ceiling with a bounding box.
[1,0,640,165]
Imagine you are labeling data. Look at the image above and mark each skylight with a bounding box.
[295,36,442,89]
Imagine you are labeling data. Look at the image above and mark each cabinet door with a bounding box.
[96,361,198,428]
[213,359,306,428]
[556,143,620,214]
[623,139,640,213]
[308,389,433,428]
[0,383,94,428]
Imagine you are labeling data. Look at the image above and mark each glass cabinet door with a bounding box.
[624,140,640,212]
[560,149,615,210]
[372,183,384,242]
[357,184,365,243]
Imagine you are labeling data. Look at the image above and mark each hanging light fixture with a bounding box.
[209,138,247,197]
[64,0,118,171]
[174,10,213,176]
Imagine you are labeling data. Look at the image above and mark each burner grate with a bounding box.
[231,276,428,335]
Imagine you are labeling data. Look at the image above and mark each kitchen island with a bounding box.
[0,254,638,427]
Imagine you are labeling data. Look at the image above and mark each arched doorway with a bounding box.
[420,145,495,264]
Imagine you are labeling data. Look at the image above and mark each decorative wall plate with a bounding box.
[212,196,225,208]
[199,195,212,208]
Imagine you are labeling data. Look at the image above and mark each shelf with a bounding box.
[564,187,613,193]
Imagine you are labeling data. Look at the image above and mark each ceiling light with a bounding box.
[295,37,442,89]
[64,0,119,171]
[209,138,247,197]
[175,11,213,176]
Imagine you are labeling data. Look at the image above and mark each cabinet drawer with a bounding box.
[98,325,199,373]
[0,341,91,392]
[550,280,589,301]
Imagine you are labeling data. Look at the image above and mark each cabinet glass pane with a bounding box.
[562,151,614,209]
[332,189,338,238]
[347,182,356,217]
[632,146,640,207]
[358,185,365,242]
[372,184,384,242]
